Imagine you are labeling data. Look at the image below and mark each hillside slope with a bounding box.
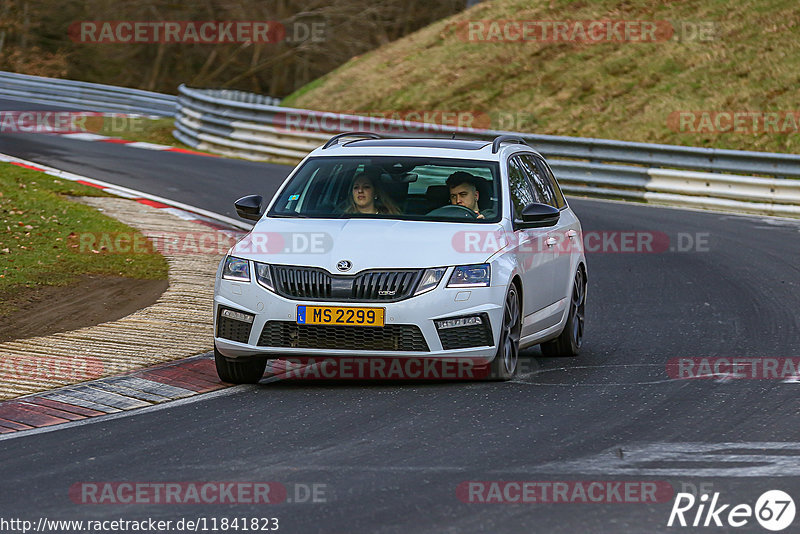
[283,0,800,154]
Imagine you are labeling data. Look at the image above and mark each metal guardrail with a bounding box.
[0,71,177,116]
[174,85,800,218]
[1,72,793,217]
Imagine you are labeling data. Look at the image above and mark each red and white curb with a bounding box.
[0,354,231,435]
[0,152,261,434]
[50,131,218,158]
[0,151,252,231]
[0,359,298,438]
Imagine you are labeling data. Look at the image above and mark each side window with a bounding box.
[288,167,320,212]
[518,154,556,208]
[292,163,350,213]
[534,156,566,208]
[304,165,339,212]
[507,156,538,220]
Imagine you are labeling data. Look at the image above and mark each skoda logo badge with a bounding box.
[336,260,352,272]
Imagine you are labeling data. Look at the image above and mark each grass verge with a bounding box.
[91,116,208,150]
[283,0,800,155]
[0,162,169,316]
[90,116,281,162]
[99,116,181,145]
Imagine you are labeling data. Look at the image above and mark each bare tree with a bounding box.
[0,0,466,96]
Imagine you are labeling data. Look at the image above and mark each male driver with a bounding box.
[446,171,485,219]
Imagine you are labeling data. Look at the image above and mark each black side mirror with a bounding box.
[234,195,264,221]
[517,203,560,228]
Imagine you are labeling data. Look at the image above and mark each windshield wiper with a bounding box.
[270,213,309,218]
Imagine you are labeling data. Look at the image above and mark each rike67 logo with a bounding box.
[668,490,795,531]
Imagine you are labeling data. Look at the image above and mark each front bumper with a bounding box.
[213,271,506,361]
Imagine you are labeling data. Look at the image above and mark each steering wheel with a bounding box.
[426,204,479,219]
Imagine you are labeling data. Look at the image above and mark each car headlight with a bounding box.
[414,267,447,296]
[254,261,275,291]
[447,264,490,288]
[222,256,250,282]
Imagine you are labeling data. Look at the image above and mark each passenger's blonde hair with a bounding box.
[343,172,400,214]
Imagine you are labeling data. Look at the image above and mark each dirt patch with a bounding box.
[0,275,169,342]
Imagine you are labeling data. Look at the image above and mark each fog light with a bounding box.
[435,316,483,330]
[221,309,254,324]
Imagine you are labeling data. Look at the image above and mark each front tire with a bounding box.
[214,345,267,384]
[487,285,521,381]
[540,267,586,357]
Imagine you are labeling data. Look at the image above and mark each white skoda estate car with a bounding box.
[213,133,587,383]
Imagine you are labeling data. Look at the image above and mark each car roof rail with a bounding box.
[322,132,383,149]
[491,135,529,154]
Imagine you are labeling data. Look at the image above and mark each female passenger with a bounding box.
[343,172,400,215]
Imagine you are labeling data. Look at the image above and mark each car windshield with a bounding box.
[268,156,501,222]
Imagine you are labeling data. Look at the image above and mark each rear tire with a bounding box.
[540,267,586,358]
[486,285,521,381]
[214,345,267,384]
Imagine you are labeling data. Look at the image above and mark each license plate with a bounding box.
[297,305,385,327]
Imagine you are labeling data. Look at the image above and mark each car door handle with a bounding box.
[566,230,578,239]
[545,237,558,247]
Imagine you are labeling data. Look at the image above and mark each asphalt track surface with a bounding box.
[1,102,800,533]
[0,98,287,220]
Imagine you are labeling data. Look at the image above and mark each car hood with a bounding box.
[230,217,504,272]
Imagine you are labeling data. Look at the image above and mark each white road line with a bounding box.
[162,207,200,220]
[102,187,140,199]
[58,133,110,141]
[125,141,172,150]
[533,442,800,477]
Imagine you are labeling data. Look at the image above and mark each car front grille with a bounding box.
[271,265,422,302]
[216,308,253,344]
[436,313,494,350]
[272,266,332,299]
[258,321,429,352]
